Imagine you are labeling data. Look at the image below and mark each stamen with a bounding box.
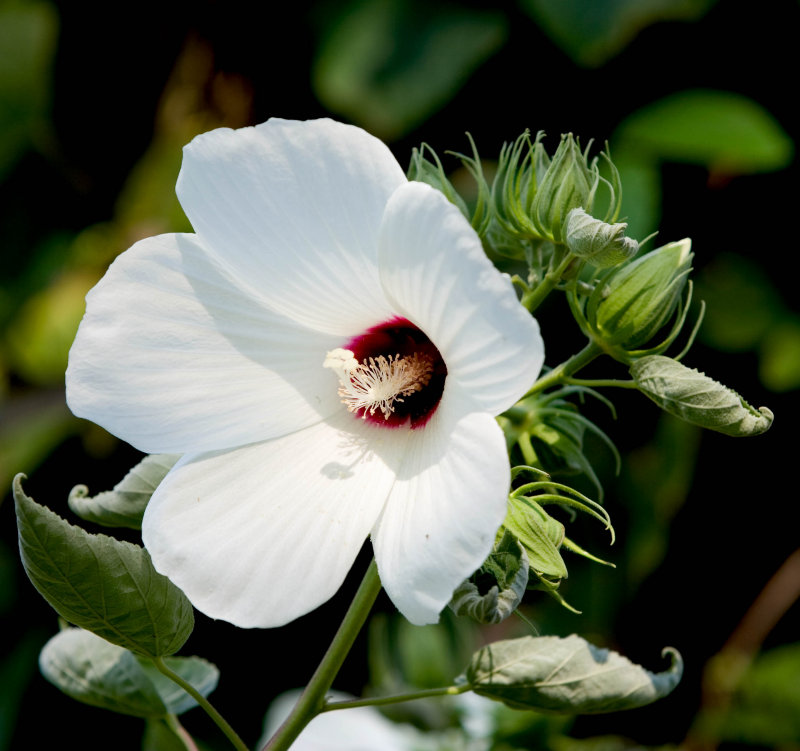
[324,347,434,420]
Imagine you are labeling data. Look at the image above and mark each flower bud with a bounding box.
[565,208,639,268]
[407,143,469,218]
[531,133,596,243]
[587,238,693,355]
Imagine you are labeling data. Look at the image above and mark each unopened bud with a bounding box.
[565,208,638,268]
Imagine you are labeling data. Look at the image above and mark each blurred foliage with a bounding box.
[312,0,506,140]
[519,0,717,67]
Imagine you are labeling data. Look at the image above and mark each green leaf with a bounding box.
[39,628,219,719]
[69,454,180,530]
[0,0,57,178]
[39,628,169,718]
[450,532,529,624]
[759,317,800,392]
[138,655,219,716]
[312,0,506,140]
[615,89,793,174]
[142,719,195,751]
[464,634,682,713]
[630,355,773,436]
[520,0,716,67]
[13,475,194,657]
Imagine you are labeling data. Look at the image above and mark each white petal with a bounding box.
[371,390,510,625]
[378,182,544,415]
[66,233,343,454]
[177,118,405,336]
[261,691,417,751]
[141,411,409,628]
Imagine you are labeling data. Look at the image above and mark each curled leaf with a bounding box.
[450,533,529,624]
[68,453,179,530]
[630,355,773,436]
[464,634,682,713]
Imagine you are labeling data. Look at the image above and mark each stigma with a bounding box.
[324,348,434,420]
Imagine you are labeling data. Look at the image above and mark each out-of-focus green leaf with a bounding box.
[609,147,661,241]
[759,317,800,392]
[5,270,98,386]
[39,628,169,718]
[695,254,782,352]
[520,0,716,67]
[715,644,800,745]
[142,719,195,751]
[39,628,219,719]
[615,89,793,174]
[0,0,57,178]
[313,0,506,140]
[14,476,194,657]
[464,634,683,713]
[69,453,180,530]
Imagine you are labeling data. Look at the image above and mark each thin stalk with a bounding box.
[562,377,638,389]
[320,684,471,713]
[520,253,575,313]
[523,340,603,398]
[152,658,249,751]
[262,559,383,751]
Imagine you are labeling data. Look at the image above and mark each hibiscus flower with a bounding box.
[66,118,545,628]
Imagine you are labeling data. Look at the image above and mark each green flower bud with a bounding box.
[587,239,693,355]
[531,133,596,243]
[630,355,774,436]
[565,208,639,268]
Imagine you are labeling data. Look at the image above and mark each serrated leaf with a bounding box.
[69,454,180,530]
[139,655,219,716]
[464,634,682,713]
[39,628,168,718]
[630,355,773,436]
[14,475,193,657]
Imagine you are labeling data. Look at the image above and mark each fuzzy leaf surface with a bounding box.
[465,634,682,713]
[14,475,193,657]
[630,355,773,436]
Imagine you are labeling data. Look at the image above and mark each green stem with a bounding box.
[320,684,471,713]
[152,657,249,751]
[562,377,638,389]
[164,715,201,751]
[520,253,575,313]
[523,340,603,398]
[262,559,383,751]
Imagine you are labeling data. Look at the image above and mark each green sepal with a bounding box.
[630,355,774,436]
[503,496,567,581]
[463,634,683,714]
[68,453,180,530]
[14,475,194,657]
[39,627,218,718]
[449,531,529,624]
[407,143,470,218]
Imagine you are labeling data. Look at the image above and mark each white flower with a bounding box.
[66,118,544,628]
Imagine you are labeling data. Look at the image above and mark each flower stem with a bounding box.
[523,340,603,398]
[261,559,383,751]
[521,253,575,313]
[152,657,249,751]
[320,684,471,712]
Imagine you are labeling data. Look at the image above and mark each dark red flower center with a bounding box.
[334,317,447,428]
